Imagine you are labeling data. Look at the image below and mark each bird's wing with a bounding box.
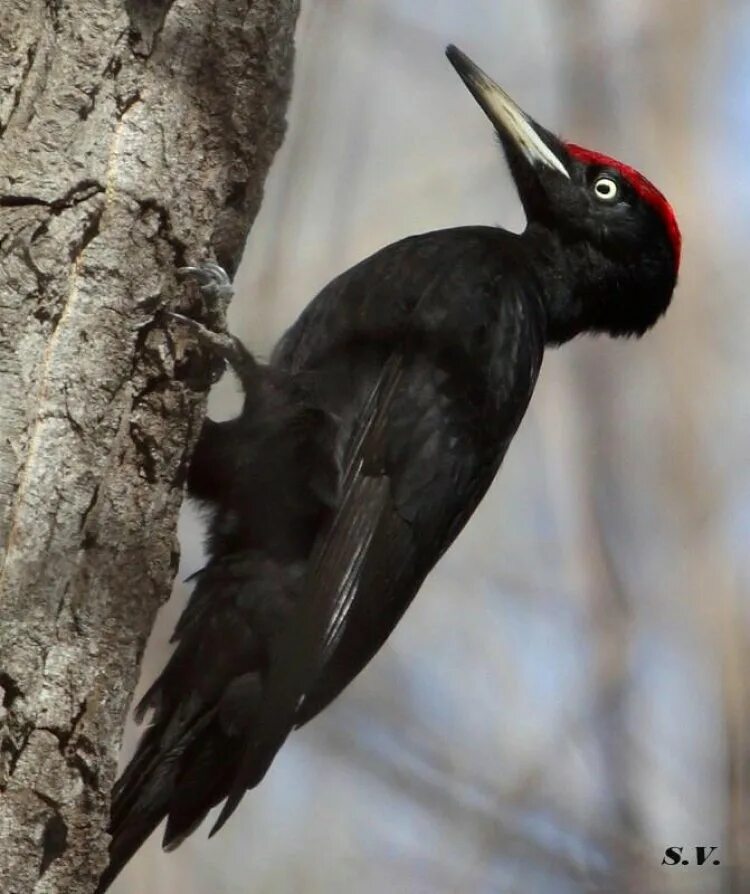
[211,351,487,831]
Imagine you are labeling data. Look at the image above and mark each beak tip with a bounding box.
[445,44,458,71]
[443,44,571,182]
[445,44,477,89]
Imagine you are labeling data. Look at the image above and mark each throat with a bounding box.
[523,225,586,346]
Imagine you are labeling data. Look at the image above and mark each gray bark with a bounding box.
[0,1,298,892]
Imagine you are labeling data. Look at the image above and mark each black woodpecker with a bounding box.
[99,45,681,890]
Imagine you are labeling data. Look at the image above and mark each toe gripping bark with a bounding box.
[169,263,258,388]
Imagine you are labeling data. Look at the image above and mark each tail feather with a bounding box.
[97,803,164,894]
[96,764,166,894]
[96,335,343,890]
[99,710,219,892]
[162,729,240,850]
[98,556,284,891]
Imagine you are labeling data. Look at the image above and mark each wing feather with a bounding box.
[211,357,410,829]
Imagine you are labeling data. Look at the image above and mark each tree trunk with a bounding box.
[0,2,298,891]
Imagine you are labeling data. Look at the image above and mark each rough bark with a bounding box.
[0,1,298,891]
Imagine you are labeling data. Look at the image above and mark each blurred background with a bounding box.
[114,1,749,891]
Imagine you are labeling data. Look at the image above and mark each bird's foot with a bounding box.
[166,312,249,371]
[177,263,234,309]
[168,262,257,387]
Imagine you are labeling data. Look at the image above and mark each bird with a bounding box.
[99,44,681,890]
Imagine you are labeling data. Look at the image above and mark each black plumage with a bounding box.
[99,45,680,890]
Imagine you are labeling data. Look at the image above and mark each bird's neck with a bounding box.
[522,222,616,345]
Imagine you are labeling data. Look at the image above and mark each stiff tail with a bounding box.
[96,728,174,893]
[98,707,236,892]
[97,545,308,890]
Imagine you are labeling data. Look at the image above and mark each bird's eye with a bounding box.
[593,176,619,202]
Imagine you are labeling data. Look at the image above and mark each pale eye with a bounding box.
[593,175,619,202]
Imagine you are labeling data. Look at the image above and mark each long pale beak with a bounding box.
[446,44,569,180]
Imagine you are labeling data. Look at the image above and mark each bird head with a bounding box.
[446,45,680,342]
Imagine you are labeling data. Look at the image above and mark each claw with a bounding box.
[170,263,255,382]
[178,262,234,306]
[177,263,229,283]
[130,314,158,333]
